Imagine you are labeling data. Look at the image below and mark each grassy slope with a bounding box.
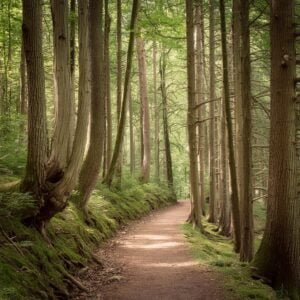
[183,201,279,300]
[0,181,175,299]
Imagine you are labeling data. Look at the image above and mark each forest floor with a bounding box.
[72,200,232,300]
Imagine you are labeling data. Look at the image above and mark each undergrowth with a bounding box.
[183,203,277,300]
[0,181,175,299]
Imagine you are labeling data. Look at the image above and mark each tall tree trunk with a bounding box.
[129,84,135,175]
[104,0,112,175]
[115,0,123,181]
[218,94,231,236]
[30,0,91,228]
[195,0,206,215]
[21,0,48,200]
[136,36,151,183]
[153,40,160,180]
[69,0,76,159]
[160,50,174,193]
[19,41,28,135]
[219,0,241,252]
[48,0,71,176]
[186,0,202,229]
[253,1,300,297]
[78,0,105,210]
[116,0,122,120]
[208,0,217,223]
[232,0,242,236]
[239,0,253,262]
[103,0,140,186]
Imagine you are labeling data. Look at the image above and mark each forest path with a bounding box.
[74,201,228,299]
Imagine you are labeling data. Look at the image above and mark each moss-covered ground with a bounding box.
[183,201,279,300]
[0,179,175,299]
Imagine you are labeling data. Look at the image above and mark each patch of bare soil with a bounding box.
[71,201,230,300]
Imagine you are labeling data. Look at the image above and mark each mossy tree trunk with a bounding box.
[28,0,91,228]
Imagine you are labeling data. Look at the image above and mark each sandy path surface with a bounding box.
[92,200,227,300]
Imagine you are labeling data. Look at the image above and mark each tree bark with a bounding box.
[129,84,135,175]
[153,40,160,180]
[186,0,202,229]
[239,0,254,262]
[208,0,217,223]
[218,94,231,236]
[79,0,105,209]
[104,0,112,175]
[48,0,72,176]
[69,0,76,159]
[136,36,151,183]
[21,0,48,200]
[219,0,241,252]
[29,0,91,227]
[253,1,300,297]
[195,0,206,216]
[160,50,174,193]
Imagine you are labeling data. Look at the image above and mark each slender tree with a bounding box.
[219,0,241,252]
[153,40,160,180]
[208,0,217,223]
[195,0,206,215]
[136,36,151,183]
[160,50,174,192]
[239,0,254,262]
[104,0,112,175]
[128,84,135,175]
[103,0,140,186]
[186,0,202,229]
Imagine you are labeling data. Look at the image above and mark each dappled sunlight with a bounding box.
[129,234,172,241]
[143,261,198,268]
[120,241,184,249]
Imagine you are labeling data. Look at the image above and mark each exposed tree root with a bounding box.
[62,269,89,293]
[0,180,21,192]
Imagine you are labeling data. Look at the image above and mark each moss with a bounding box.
[0,182,174,299]
[183,222,277,300]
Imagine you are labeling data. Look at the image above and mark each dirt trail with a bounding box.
[74,201,229,300]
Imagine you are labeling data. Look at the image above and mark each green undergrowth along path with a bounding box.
[0,181,175,299]
[183,202,278,300]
